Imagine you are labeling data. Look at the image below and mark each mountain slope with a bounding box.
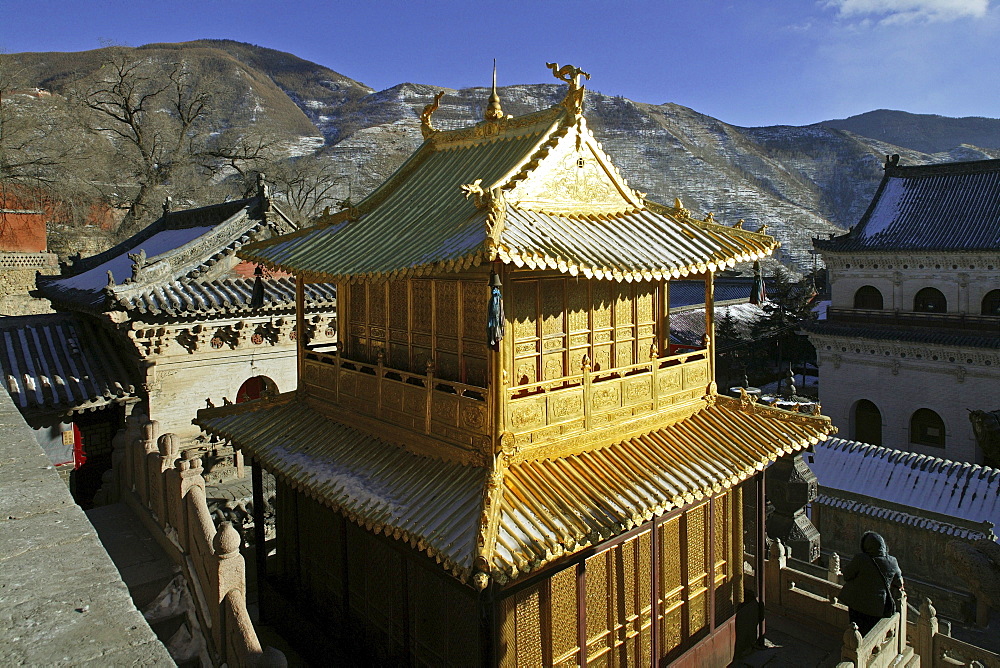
[819,109,1000,155]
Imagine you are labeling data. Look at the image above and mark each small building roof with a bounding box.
[238,73,776,283]
[0,313,137,416]
[195,392,834,586]
[809,437,1000,535]
[804,320,1000,349]
[36,194,333,317]
[815,158,1000,253]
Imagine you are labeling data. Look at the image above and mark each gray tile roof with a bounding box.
[0,313,137,414]
[816,158,1000,253]
[809,437,1000,535]
[119,277,336,316]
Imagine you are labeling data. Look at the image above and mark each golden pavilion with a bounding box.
[195,64,835,666]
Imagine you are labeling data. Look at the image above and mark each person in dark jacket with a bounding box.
[838,531,904,636]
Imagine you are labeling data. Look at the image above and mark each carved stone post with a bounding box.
[841,623,862,664]
[765,538,786,610]
[766,453,821,562]
[108,427,128,502]
[150,434,180,523]
[827,552,841,604]
[915,597,938,665]
[136,419,159,507]
[213,521,246,662]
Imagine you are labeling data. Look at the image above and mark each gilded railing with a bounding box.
[302,350,492,453]
[504,349,711,449]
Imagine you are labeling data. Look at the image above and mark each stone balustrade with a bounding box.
[107,413,285,667]
[766,539,1000,667]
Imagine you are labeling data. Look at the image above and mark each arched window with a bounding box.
[913,287,946,313]
[853,399,882,446]
[853,286,884,310]
[982,290,1000,316]
[236,376,278,403]
[910,408,945,447]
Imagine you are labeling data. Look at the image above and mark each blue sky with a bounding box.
[2,0,998,127]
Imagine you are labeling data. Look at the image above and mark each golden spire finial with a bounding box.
[485,59,504,121]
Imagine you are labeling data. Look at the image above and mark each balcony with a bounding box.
[827,308,1000,336]
[301,347,713,462]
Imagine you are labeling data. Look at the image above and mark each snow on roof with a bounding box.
[809,437,1000,534]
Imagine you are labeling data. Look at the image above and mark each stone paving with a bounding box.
[730,614,842,668]
[0,389,173,666]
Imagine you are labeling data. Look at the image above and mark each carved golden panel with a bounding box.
[412,348,431,374]
[569,348,588,373]
[357,375,377,400]
[436,280,458,338]
[638,324,654,338]
[515,360,537,385]
[412,280,432,332]
[616,341,634,368]
[543,354,564,380]
[624,377,652,405]
[403,386,425,415]
[636,287,654,323]
[303,362,322,385]
[541,280,564,336]
[437,337,458,352]
[615,327,634,342]
[615,285,633,325]
[659,369,682,394]
[465,357,487,387]
[512,280,537,341]
[514,141,630,215]
[509,399,545,431]
[568,281,589,332]
[464,342,487,356]
[462,404,485,429]
[594,346,611,372]
[569,333,589,347]
[550,392,583,419]
[594,329,612,344]
[389,329,407,342]
[412,333,431,347]
[592,384,620,410]
[432,395,459,424]
[389,280,408,330]
[437,352,459,381]
[515,341,537,356]
[350,324,367,337]
[370,282,386,327]
[463,282,488,339]
[683,362,708,388]
[350,283,367,323]
[370,327,386,339]
[593,282,611,328]
[543,337,564,351]
[382,384,404,410]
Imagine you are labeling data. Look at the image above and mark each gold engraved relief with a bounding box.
[512,143,628,215]
[638,324,654,338]
[541,281,564,336]
[616,341,634,368]
[684,363,707,388]
[659,369,682,393]
[304,363,323,385]
[389,280,408,329]
[350,324,367,337]
[543,356,563,380]
[592,385,620,409]
[350,283,367,322]
[510,401,545,430]
[592,283,611,328]
[594,330,612,344]
[370,283,386,327]
[382,384,403,410]
[462,405,485,429]
[569,333,589,347]
[464,342,487,356]
[433,396,458,424]
[512,281,537,340]
[624,378,651,403]
[543,337,563,351]
[404,387,425,415]
[615,286,633,325]
[568,285,589,331]
[357,376,377,400]
[515,341,537,355]
[436,280,458,337]
[515,361,537,385]
[550,393,582,419]
[594,347,611,371]
[370,327,386,339]
[412,281,432,332]
[636,289,654,323]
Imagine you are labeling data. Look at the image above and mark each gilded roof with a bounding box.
[195,392,834,586]
[238,77,776,283]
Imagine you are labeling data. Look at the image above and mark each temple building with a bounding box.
[4,181,336,502]
[196,65,835,666]
[809,157,1000,464]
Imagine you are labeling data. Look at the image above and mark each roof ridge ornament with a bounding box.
[420,90,446,139]
[547,62,590,114]
[484,59,504,121]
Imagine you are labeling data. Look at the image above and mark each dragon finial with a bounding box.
[547,62,590,114]
[420,90,446,139]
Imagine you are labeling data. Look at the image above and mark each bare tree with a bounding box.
[78,51,275,236]
[265,154,348,225]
